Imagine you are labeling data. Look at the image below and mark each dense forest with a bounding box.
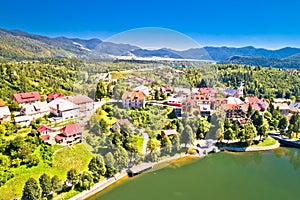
[0,59,82,104]
[218,64,300,99]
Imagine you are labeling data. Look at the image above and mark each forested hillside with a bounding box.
[0,59,82,105]
[218,64,300,99]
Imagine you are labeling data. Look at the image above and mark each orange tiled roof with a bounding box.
[225,104,241,110]
[199,88,218,94]
[122,91,146,100]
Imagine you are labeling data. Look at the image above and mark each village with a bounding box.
[1,62,300,200]
[0,65,298,150]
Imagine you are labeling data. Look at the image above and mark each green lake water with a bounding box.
[89,148,300,200]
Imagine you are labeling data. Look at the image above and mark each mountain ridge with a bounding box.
[1,27,300,68]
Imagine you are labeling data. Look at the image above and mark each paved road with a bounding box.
[94,99,119,111]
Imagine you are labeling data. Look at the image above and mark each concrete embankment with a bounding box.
[69,172,128,200]
[219,141,280,152]
[69,153,207,200]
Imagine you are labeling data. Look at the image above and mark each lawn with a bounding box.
[0,143,93,200]
[217,137,277,148]
[251,136,277,147]
[135,136,144,153]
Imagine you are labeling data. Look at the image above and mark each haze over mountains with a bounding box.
[1,28,300,68]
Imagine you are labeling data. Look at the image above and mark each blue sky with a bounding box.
[1,0,300,49]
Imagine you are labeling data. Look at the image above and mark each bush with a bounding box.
[26,154,40,167]
[186,147,198,155]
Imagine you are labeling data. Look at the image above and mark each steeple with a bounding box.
[236,81,243,98]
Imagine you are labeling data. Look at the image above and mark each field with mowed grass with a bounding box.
[0,143,93,200]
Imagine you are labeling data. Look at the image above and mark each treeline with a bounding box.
[218,64,300,99]
[0,120,54,187]
[22,149,131,199]
[0,59,81,105]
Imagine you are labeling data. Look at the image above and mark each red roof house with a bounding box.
[47,92,65,102]
[245,96,269,112]
[13,92,41,104]
[199,88,219,98]
[62,124,82,136]
[55,124,83,145]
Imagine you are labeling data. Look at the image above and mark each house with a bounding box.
[113,119,131,129]
[161,129,178,137]
[199,88,219,98]
[273,98,292,103]
[38,124,53,135]
[173,87,191,95]
[38,124,71,145]
[48,98,80,120]
[63,94,94,117]
[289,102,300,113]
[13,92,41,105]
[38,124,54,144]
[14,116,31,126]
[245,96,269,112]
[0,104,11,122]
[272,103,290,116]
[181,94,211,116]
[167,97,182,107]
[122,91,146,109]
[238,118,252,125]
[211,98,228,110]
[21,101,50,121]
[159,86,172,94]
[199,104,211,116]
[47,92,65,103]
[133,85,151,96]
[54,124,83,146]
[226,97,244,105]
[112,119,133,133]
[222,82,243,98]
[224,104,245,119]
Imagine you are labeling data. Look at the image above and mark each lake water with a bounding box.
[89,148,300,200]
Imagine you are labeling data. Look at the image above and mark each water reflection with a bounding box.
[274,148,300,170]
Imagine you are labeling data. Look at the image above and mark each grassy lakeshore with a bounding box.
[217,137,277,148]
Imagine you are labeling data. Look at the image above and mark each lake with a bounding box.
[89,148,300,200]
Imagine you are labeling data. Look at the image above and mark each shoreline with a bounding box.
[70,153,200,200]
[219,141,280,152]
[68,143,280,200]
[69,172,128,200]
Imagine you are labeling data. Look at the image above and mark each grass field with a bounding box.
[251,136,277,147]
[135,136,144,153]
[0,143,93,200]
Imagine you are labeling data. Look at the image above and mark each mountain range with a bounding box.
[1,28,300,68]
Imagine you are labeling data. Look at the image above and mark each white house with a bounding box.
[14,116,31,127]
[272,102,290,116]
[133,85,151,96]
[48,98,80,120]
[21,101,50,121]
[0,105,11,122]
[63,94,94,117]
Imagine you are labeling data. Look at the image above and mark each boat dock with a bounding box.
[128,163,153,177]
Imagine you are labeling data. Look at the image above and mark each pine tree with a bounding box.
[23,178,41,200]
[39,173,52,197]
[95,80,106,101]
